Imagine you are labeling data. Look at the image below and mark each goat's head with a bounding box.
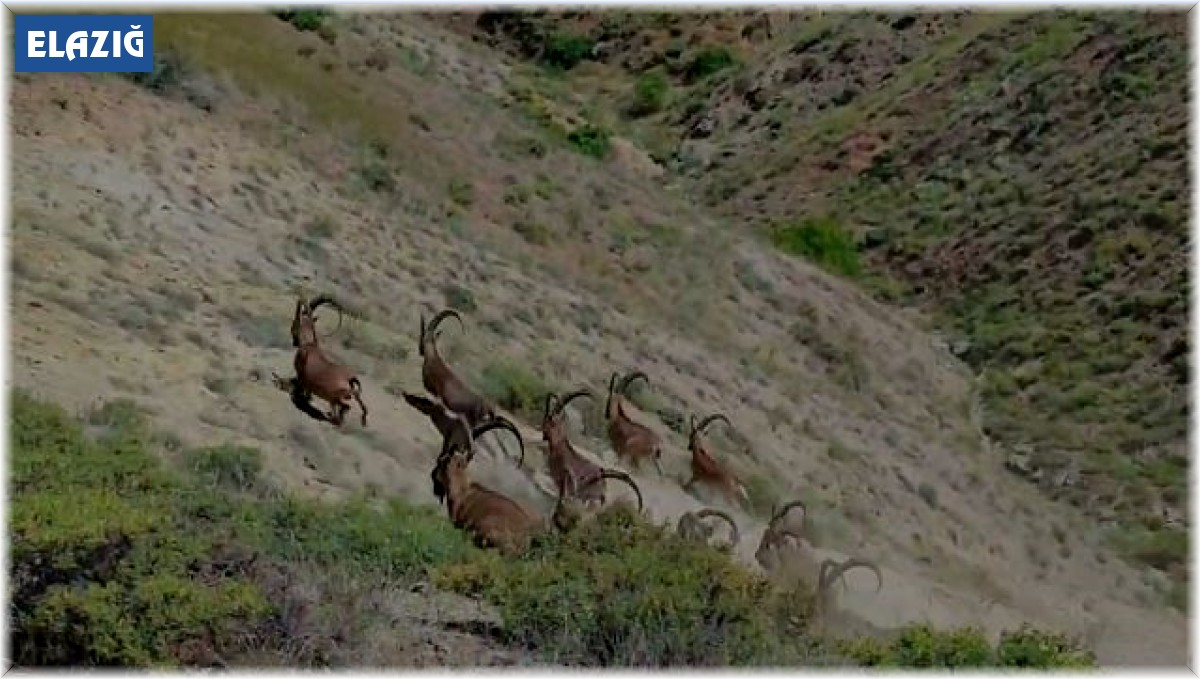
[418,308,464,358]
[678,508,740,550]
[687,412,733,453]
[552,468,645,532]
[406,391,526,468]
[541,389,595,447]
[433,448,474,508]
[605,370,649,420]
[762,500,808,546]
[290,293,345,348]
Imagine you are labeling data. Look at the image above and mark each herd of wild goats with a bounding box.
[267,294,882,603]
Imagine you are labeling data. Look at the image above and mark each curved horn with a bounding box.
[618,370,650,395]
[590,468,644,513]
[688,412,732,449]
[606,372,619,417]
[818,557,883,597]
[694,508,740,548]
[426,309,465,339]
[307,293,346,339]
[472,416,526,469]
[695,413,732,435]
[767,499,808,536]
[552,388,595,418]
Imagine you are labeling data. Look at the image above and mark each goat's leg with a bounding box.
[287,379,332,424]
[349,378,368,427]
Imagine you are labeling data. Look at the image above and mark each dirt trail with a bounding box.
[9,61,1188,668]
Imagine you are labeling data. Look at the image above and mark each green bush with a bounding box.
[9,391,476,668]
[477,360,551,419]
[567,124,612,159]
[685,47,736,82]
[838,624,1096,668]
[628,70,670,117]
[768,217,863,278]
[433,507,823,666]
[542,32,594,70]
[274,9,330,32]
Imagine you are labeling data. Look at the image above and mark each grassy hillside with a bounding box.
[10,390,1096,668]
[432,8,1190,581]
[9,8,1189,668]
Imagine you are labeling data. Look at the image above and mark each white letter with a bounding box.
[89,30,108,58]
[124,25,143,58]
[111,30,121,58]
[48,31,65,58]
[27,31,45,58]
[64,30,88,61]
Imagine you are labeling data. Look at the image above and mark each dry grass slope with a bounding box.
[433,7,1190,587]
[8,8,1189,668]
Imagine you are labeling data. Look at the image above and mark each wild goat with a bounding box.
[541,388,644,511]
[683,413,749,507]
[604,370,665,475]
[418,308,499,429]
[401,391,524,468]
[432,443,643,556]
[676,508,740,551]
[273,294,368,428]
[755,500,882,605]
[434,449,546,556]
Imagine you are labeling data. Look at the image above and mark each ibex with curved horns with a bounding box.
[683,412,749,507]
[755,500,882,605]
[401,391,525,471]
[431,429,643,556]
[418,308,500,429]
[676,508,740,552]
[540,388,644,511]
[604,370,665,475]
[272,294,368,428]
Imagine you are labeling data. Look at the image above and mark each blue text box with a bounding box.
[14,14,154,73]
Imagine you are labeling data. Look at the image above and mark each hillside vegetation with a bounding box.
[10,391,1096,668]
[432,7,1190,583]
[8,7,1189,668]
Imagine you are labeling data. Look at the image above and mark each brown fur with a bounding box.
[682,413,748,507]
[418,308,498,429]
[436,451,544,557]
[276,294,368,428]
[604,371,665,475]
[541,389,642,510]
[402,391,524,468]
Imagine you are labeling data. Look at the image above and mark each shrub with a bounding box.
[542,32,594,70]
[838,624,1096,668]
[685,47,736,82]
[433,507,824,666]
[768,217,862,278]
[274,9,330,32]
[567,125,612,159]
[9,391,477,668]
[477,360,550,419]
[628,70,670,117]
